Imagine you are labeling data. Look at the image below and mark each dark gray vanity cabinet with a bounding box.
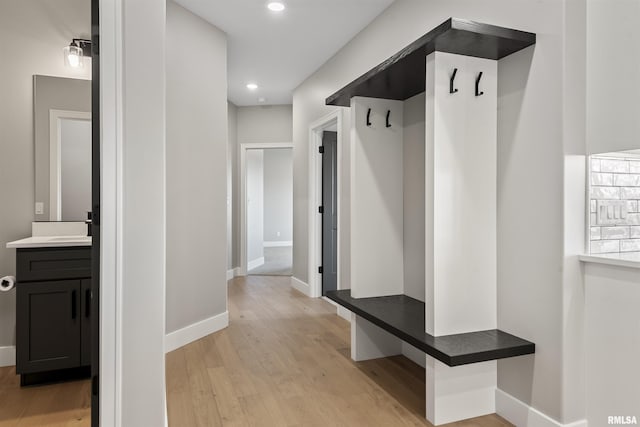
[15,247,92,385]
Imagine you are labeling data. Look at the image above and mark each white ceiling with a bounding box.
[174,0,394,106]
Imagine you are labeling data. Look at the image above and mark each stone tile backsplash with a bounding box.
[590,155,640,254]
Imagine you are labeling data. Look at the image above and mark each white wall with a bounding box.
[403,93,426,302]
[581,1,640,424]
[60,118,92,221]
[292,0,580,423]
[584,263,640,426]
[166,1,228,334]
[0,0,90,354]
[246,150,265,265]
[263,148,293,243]
[586,0,640,155]
[237,105,293,144]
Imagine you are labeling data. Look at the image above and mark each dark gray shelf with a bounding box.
[325,18,536,107]
[326,290,535,367]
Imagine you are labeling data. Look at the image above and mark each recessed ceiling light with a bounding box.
[267,2,285,12]
[246,83,258,90]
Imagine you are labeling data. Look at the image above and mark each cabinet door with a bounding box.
[81,279,92,366]
[16,280,81,374]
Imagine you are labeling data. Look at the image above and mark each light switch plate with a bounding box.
[35,202,44,215]
[596,200,628,225]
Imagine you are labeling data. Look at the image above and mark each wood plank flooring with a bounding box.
[0,275,513,426]
[166,275,513,427]
[0,366,90,427]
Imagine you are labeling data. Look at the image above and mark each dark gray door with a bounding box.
[16,280,81,374]
[322,131,338,295]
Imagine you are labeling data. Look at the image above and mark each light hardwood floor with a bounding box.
[166,275,513,427]
[0,366,90,426]
[0,275,513,426]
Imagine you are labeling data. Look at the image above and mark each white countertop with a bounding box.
[579,252,640,269]
[6,235,92,249]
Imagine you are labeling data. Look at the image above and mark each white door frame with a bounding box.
[99,1,121,424]
[308,109,343,298]
[239,142,294,276]
[48,109,92,221]
[100,0,168,425]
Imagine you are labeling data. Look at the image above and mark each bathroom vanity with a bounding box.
[7,230,92,386]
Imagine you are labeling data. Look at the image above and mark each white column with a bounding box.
[426,359,497,425]
[351,314,402,362]
[349,96,405,361]
[425,51,498,425]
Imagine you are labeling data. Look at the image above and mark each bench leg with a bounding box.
[351,314,402,361]
[426,356,497,425]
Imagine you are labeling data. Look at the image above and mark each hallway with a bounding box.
[165,277,512,426]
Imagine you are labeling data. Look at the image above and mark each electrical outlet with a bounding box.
[35,202,44,215]
[596,200,628,225]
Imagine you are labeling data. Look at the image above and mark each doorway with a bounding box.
[240,143,294,276]
[308,109,342,298]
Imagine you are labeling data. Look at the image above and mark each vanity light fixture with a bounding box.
[267,2,285,12]
[246,83,259,90]
[63,39,92,68]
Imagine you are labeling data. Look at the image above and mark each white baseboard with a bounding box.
[264,241,292,247]
[247,257,265,271]
[291,276,310,296]
[496,389,587,427]
[0,346,15,367]
[165,311,229,353]
[337,306,351,322]
[322,296,352,321]
[226,268,240,281]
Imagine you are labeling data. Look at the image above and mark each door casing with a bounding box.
[307,110,343,298]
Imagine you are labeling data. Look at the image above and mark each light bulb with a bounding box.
[63,44,84,68]
[68,53,80,67]
[267,2,285,12]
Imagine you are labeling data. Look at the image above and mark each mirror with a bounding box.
[34,75,91,221]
